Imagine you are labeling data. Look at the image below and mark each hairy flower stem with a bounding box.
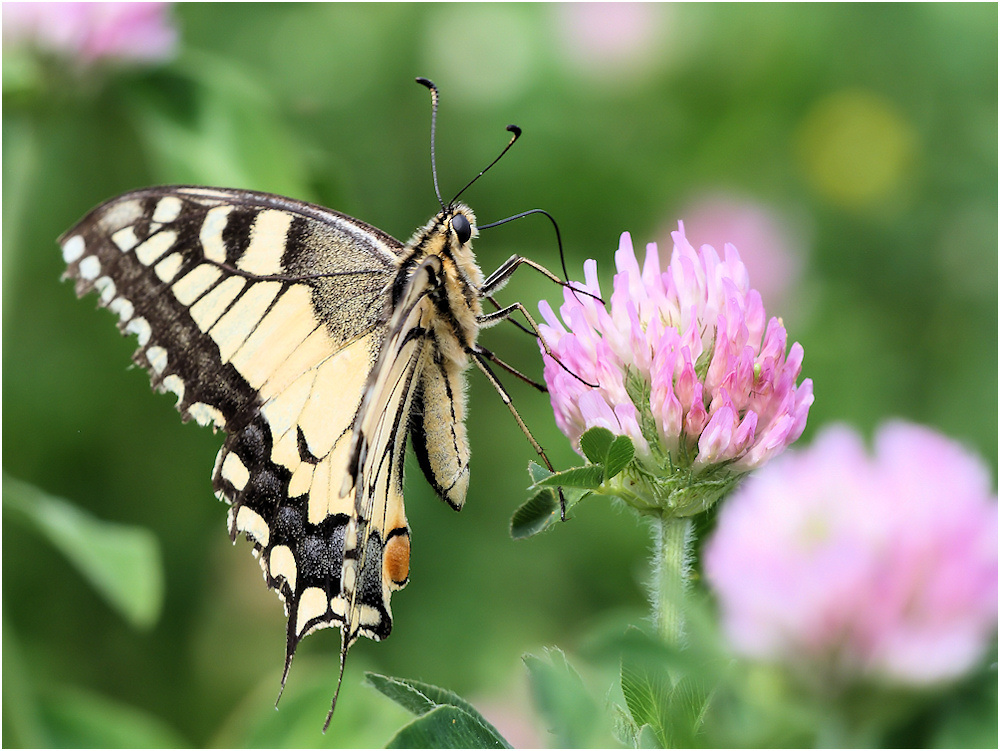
[651,514,692,647]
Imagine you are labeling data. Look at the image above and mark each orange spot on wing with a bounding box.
[384,532,410,586]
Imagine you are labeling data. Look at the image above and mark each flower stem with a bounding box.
[651,514,692,646]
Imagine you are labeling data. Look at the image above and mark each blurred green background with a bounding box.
[3,3,996,747]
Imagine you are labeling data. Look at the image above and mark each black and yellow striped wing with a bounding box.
[59,185,421,676]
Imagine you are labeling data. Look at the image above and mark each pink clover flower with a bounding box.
[704,422,998,687]
[538,224,813,514]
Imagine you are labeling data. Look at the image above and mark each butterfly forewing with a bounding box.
[60,186,416,656]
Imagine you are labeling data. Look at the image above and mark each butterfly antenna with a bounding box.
[416,77,446,211]
[322,630,351,733]
[449,124,522,207]
[480,208,570,282]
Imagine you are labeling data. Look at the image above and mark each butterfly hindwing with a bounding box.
[339,256,448,645]
[410,348,472,511]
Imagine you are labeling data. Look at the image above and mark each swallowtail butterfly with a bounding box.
[60,78,566,728]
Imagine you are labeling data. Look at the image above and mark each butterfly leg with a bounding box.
[482,254,603,303]
[471,349,567,521]
[477,300,555,357]
[475,344,546,392]
[480,252,603,387]
[478,302,598,389]
[481,254,564,295]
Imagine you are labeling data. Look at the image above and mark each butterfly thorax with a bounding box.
[398,203,484,368]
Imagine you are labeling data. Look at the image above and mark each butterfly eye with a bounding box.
[451,213,472,245]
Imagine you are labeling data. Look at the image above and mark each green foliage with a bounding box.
[363,618,998,750]
[536,464,607,490]
[926,660,1000,749]
[208,657,412,748]
[523,648,609,748]
[35,686,188,748]
[3,474,163,630]
[385,706,505,749]
[366,673,511,749]
[509,482,562,539]
[619,656,714,748]
[509,461,592,539]
[580,427,636,481]
[126,54,309,196]
[511,429,637,538]
[2,477,172,747]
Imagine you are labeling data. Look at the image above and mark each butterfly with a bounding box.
[59,78,570,728]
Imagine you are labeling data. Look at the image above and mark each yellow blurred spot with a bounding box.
[795,89,918,209]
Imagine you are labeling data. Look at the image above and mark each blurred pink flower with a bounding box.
[555,2,669,80]
[473,697,544,749]
[3,2,177,66]
[676,194,804,311]
[704,422,998,687]
[538,225,813,513]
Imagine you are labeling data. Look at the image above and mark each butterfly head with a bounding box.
[442,202,477,243]
[449,209,473,245]
[445,202,477,253]
[409,202,479,263]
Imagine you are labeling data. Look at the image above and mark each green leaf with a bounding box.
[618,628,719,749]
[524,648,601,748]
[510,489,560,540]
[365,673,473,717]
[526,461,553,485]
[669,675,715,745]
[365,672,437,715]
[3,474,164,629]
[620,659,672,748]
[578,428,635,483]
[579,427,615,464]
[611,701,640,748]
[366,673,511,749]
[386,705,509,749]
[638,723,663,748]
[510,484,593,539]
[605,435,636,480]
[514,463,598,539]
[535,465,605,489]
